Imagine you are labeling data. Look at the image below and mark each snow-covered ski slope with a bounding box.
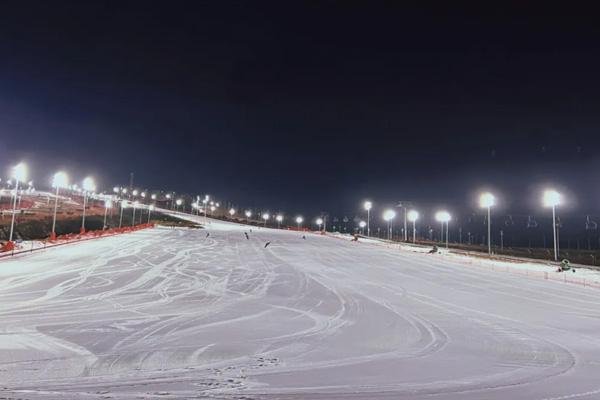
[1,216,600,399]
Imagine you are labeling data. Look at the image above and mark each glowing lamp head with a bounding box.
[132,190,138,196]
[407,210,419,222]
[210,205,216,212]
[364,201,372,211]
[296,216,303,224]
[52,172,69,189]
[383,209,396,221]
[276,215,283,222]
[359,220,367,228]
[435,210,451,223]
[141,192,146,198]
[82,177,95,192]
[316,217,323,225]
[245,210,252,218]
[113,186,119,193]
[479,192,496,208]
[176,199,183,206]
[166,193,171,199]
[229,208,236,216]
[12,162,27,181]
[262,213,270,221]
[122,188,127,194]
[151,194,157,200]
[543,189,561,208]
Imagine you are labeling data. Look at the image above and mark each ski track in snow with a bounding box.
[1,216,600,399]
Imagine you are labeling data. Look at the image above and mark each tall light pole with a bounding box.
[132,200,139,226]
[363,201,372,237]
[383,209,396,240]
[148,204,154,223]
[103,198,113,230]
[296,216,303,230]
[81,177,95,234]
[262,213,270,227]
[50,171,68,240]
[316,217,323,232]
[229,208,236,218]
[407,210,419,244]
[435,211,451,248]
[543,189,561,261]
[479,192,496,256]
[176,198,183,212]
[245,210,252,223]
[359,220,366,235]
[276,214,283,229]
[119,200,128,228]
[8,162,27,243]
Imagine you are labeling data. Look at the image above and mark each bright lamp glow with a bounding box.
[543,189,561,207]
[383,209,396,221]
[407,210,419,222]
[176,199,183,206]
[245,210,252,218]
[82,177,95,192]
[364,201,372,211]
[262,213,270,220]
[151,194,157,200]
[229,208,236,216]
[113,186,119,193]
[141,192,146,198]
[12,162,27,181]
[479,192,495,208]
[276,214,283,222]
[316,217,323,225]
[296,216,303,224]
[435,210,451,223]
[132,190,139,196]
[359,220,367,228]
[210,205,216,212]
[166,193,171,199]
[105,199,113,209]
[52,172,69,189]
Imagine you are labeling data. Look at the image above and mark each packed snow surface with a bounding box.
[1,216,600,399]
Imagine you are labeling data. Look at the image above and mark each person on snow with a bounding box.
[264,241,271,248]
[558,259,575,273]
[244,232,249,240]
[351,234,359,242]
[206,232,210,238]
[428,245,438,254]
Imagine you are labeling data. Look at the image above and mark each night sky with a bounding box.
[2,2,600,219]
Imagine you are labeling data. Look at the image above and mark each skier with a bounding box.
[428,245,438,254]
[244,232,249,240]
[557,259,575,273]
[206,232,210,238]
[351,234,359,242]
[264,241,271,248]
[302,235,306,240]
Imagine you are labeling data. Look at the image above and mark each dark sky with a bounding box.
[1,2,600,218]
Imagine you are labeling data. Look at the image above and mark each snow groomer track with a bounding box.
[1,217,600,399]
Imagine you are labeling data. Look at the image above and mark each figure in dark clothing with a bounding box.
[302,235,306,240]
[244,232,249,240]
[264,241,271,248]
[206,232,210,238]
[428,245,438,254]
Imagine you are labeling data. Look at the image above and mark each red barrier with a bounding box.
[0,223,155,259]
